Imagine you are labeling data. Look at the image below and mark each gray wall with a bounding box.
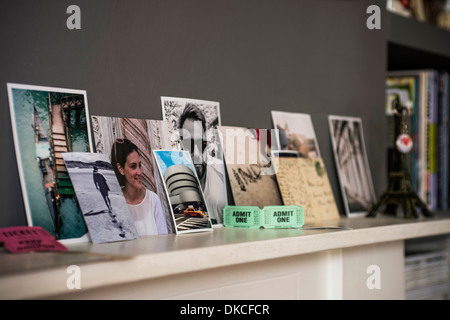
[0,0,388,226]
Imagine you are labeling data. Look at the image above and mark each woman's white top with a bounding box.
[128,189,168,236]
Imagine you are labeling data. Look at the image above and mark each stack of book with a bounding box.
[405,249,450,300]
[386,70,450,211]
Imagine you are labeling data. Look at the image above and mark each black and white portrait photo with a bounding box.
[161,96,228,225]
[328,115,376,217]
[62,152,139,243]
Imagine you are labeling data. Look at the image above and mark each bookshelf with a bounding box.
[387,10,450,300]
[388,13,450,64]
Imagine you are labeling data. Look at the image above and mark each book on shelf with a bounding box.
[428,70,439,212]
[405,250,450,300]
[386,70,450,212]
[438,72,449,210]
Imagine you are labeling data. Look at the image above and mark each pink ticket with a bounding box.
[0,226,67,253]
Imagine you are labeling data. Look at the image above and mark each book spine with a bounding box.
[446,73,450,211]
[438,72,449,210]
[419,71,427,204]
[427,71,438,211]
[412,77,419,192]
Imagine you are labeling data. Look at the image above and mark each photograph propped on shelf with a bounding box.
[271,110,321,159]
[7,83,93,243]
[217,125,283,209]
[153,150,213,234]
[62,152,139,244]
[161,96,228,225]
[271,150,340,225]
[328,115,377,217]
[91,115,174,235]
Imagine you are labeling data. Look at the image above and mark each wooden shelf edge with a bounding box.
[387,12,450,59]
[1,215,450,299]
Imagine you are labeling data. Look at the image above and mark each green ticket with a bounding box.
[223,205,304,229]
[262,206,304,228]
[223,206,261,228]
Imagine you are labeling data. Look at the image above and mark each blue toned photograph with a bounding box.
[7,83,93,242]
[153,150,213,234]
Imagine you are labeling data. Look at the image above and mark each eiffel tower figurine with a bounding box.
[367,96,433,219]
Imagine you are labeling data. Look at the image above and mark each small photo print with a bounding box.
[217,125,283,208]
[62,152,139,243]
[271,110,321,158]
[91,115,173,235]
[153,150,213,234]
[7,83,93,242]
[328,115,376,217]
[161,96,228,225]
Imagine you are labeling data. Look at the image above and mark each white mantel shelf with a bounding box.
[1,214,450,300]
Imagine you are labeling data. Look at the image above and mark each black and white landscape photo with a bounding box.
[62,152,139,243]
[328,115,376,217]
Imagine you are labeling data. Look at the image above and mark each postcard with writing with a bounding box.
[272,151,340,225]
[217,126,283,208]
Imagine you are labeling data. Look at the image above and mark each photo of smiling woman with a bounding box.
[111,138,168,236]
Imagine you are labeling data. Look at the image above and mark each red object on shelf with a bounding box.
[399,0,411,8]
[0,226,67,254]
